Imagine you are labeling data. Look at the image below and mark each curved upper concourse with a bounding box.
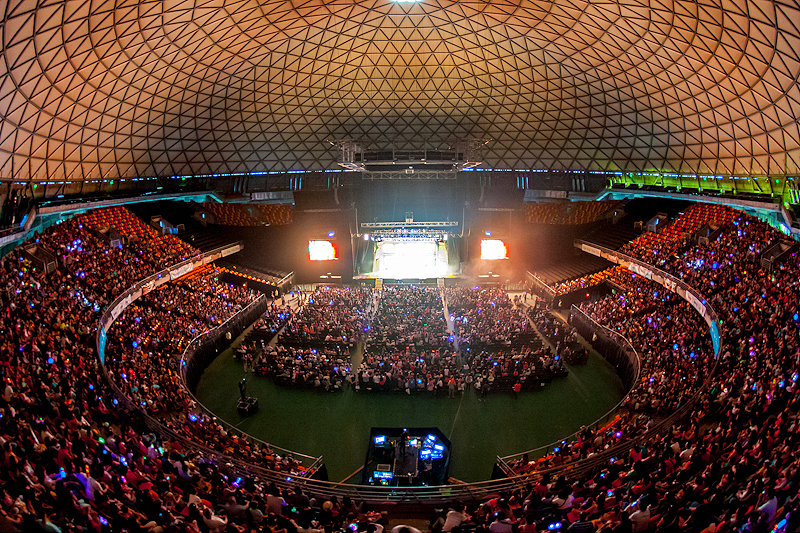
[2,0,800,181]
[2,1,800,531]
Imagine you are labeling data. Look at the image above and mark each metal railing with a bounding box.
[92,239,723,503]
[496,241,722,481]
[277,271,295,293]
[495,305,642,473]
[525,270,556,301]
[176,295,322,468]
[95,243,324,474]
[575,305,641,374]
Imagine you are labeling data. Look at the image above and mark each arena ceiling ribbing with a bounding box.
[1,0,800,183]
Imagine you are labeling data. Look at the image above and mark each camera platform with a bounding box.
[237,396,258,415]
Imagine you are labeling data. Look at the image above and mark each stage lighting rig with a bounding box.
[334,140,486,178]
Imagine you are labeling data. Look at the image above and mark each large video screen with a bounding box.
[480,239,508,260]
[372,239,449,278]
[308,240,338,261]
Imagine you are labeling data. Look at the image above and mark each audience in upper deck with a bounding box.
[0,203,798,533]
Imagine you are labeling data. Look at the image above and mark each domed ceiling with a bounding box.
[1,0,799,181]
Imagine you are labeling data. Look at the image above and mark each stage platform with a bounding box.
[353,273,465,281]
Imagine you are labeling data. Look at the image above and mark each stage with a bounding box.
[352,273,466,281]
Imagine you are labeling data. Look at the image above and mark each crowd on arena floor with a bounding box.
[367,286,449,351]
[526,306,587,366]
[493,209,800,532]
[329,286,574,395]
[447,288,529,351]
[251,341,352,391]
[241,287,371,390]
[277,287,373,349]
[357,286,581,395]
[243,284,575,395]
[2,203,800,533]
[355,286,458,394]
[235,305,294,374]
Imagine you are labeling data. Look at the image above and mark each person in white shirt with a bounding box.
[629,502,651,533]
[679,444,695,464]
[443,503,470,532]
[202,508,227,532]
[758,488,779,522]
[391,526,423,533]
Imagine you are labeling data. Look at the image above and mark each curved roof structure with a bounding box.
[1,0,800,182]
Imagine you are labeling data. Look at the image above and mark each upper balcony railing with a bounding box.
[93,239,722,503]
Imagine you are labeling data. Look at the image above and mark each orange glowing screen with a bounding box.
[309,240,338,261]
[480,239,508,260]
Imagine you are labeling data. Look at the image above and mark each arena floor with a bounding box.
[195,323,626,483]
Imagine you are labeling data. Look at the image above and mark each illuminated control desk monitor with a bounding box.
[361,427,451,486]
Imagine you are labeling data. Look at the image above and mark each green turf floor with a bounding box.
[195,339,626,483]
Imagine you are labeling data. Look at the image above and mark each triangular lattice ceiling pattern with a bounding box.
[1,0,800,181]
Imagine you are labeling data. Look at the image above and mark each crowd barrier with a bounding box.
[497,242,721,480]
[526,270,556,303]
[180,296,269,393]
[570,306,640,391]
[495,305,641,475]
[93,240,723,503]
[94,243,324,474]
